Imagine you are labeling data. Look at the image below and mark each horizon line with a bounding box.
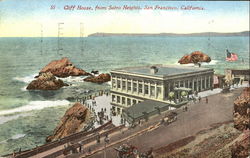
[0,30,249,38]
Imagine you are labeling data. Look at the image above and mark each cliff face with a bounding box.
[26,72,68,90]
[230,88,250,158]
[233,87,250,131]
[40,57,89,78]
[46,102,90,142]
[231,130,250,158]
[83,73,111,84]
[178,51,211,64]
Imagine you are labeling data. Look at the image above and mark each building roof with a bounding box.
[123,100,169,119]
[111,65,213,78]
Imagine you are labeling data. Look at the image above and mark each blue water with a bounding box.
[0,36,249,155]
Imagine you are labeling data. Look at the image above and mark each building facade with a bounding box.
[110,65,214,113]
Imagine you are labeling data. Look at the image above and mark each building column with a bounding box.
[196,78,199,92]
[204,76,207,89]
[137,80,139,94]
[201,77,203,90]
[125,96,127,106]
[178,81,180,87]
[126,79,128,92]
[131,79,134,93]
[192,79,195,91]
[142,80,145,96]
[121,78,123,91]
[149,82,151,97]
[155,83,157,98]
[208,76,211,88]
[115,77,118,90]
[210,76,213,89]
[161,84,165,100]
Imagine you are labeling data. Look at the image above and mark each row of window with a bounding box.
[112,94,141,106]
[112,79,162,98]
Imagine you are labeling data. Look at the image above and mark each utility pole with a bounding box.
[80,22,84,52]
[57,23,64,55]
[40,24,43,55]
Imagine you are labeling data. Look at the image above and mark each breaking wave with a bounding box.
[13,73,37,83]
[59,76,87,83]
[11,134,26,140]
[174,60,219,66]
[0,100,70,116]
[14,73,88,84]
[0,113,32,125]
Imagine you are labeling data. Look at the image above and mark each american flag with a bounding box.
[226,50,238,61]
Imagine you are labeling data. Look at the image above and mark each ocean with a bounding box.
[0,36,249,155]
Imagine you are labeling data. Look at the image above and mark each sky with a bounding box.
[0,0,249,37]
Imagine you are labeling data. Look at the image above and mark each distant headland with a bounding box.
[88,31,249,37]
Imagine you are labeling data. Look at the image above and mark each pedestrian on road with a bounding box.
[192,96,196,103]
[198,96,201,102]
[79,145,82,153]
[206,97,208,103]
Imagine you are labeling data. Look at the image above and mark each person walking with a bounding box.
[198,96,201,103]
[206,96,208,103]
[79,145,82,153]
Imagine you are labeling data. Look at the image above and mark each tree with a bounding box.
[180,91,188,101]
[168,92,175,103]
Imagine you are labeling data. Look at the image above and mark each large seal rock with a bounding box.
[178,51,211,64]
[40,57,89,77]
[46,102,90,142]
[83,73,111,84]
[26,72,68,90]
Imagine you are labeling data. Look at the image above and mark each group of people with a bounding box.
[191,95,208,104]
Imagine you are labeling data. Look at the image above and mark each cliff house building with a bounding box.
[110,65,214,113]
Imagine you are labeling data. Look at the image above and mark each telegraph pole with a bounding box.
[57,23,64,55]
[40,24,43,55]
[80,23,84,52]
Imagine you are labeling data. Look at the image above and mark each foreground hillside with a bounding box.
[155,88,250,158]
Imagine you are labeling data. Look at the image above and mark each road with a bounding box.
[76,88,243,158]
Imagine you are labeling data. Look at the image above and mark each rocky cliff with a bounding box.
[83,73,111,84]
[178,51,211,64]
[40,57,89,78]
[233,87,250,131]
[230,87,250,158]
[26,72,68,90]
[46,102,90,142]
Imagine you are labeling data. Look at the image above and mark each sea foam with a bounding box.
[0,113,32,125]
[0,100,70,116]
[13,73,37,83]
[59,76,87,83]
[174,60,219,66]
[11,134,26,140]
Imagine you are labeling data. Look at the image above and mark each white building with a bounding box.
[110,65,214,113]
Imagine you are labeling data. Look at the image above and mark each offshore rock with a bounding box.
[83,73,111,84]
[46,102,90,142]
[26,72,68,90]
[233,87,250,131]
[40,57,89,77]
[178,51,211,64]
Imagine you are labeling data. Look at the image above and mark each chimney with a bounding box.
[150,66,158,74]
